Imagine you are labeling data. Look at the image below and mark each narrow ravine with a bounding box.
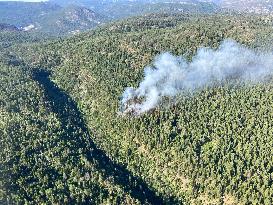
[32,70,167,204]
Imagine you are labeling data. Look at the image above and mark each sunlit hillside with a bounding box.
[0,12,272,204]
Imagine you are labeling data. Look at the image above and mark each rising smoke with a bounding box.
[120,39,273,115]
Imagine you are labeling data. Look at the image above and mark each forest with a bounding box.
[0,12,273,204]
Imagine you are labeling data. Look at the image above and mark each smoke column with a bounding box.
[120,39,273,115]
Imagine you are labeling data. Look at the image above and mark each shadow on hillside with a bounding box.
[33,70,181,204]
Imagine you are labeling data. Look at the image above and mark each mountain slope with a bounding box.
[0,23,19,32]
[50,0,220,19]
[36,5,104,35]
[0,1,104,35]
[0,1,61,27]
[0,62,149,204]
[96,1,219,19]
[220,0,273,13]
[9,13,273,204]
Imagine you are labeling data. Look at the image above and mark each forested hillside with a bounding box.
[0,1,104,35]
[0,1,61,27]
[0,23,19,32]
[49,0,219,19]
[0,62,154,204]
[220,0,273,13]
[35,5,104,35]
[91,1,219,19]
[1,13,273,204]
[0,30,54,52]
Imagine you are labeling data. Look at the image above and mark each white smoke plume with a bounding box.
[120,39,273,115]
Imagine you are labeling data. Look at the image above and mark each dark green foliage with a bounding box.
[0,31,53,50]
[0,64,149,204]
[1,13,273,204]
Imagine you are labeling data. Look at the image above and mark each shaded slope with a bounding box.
[0,60,168,204]
[32,70,167,204]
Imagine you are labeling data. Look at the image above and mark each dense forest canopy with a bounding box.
[0,12,272,204]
